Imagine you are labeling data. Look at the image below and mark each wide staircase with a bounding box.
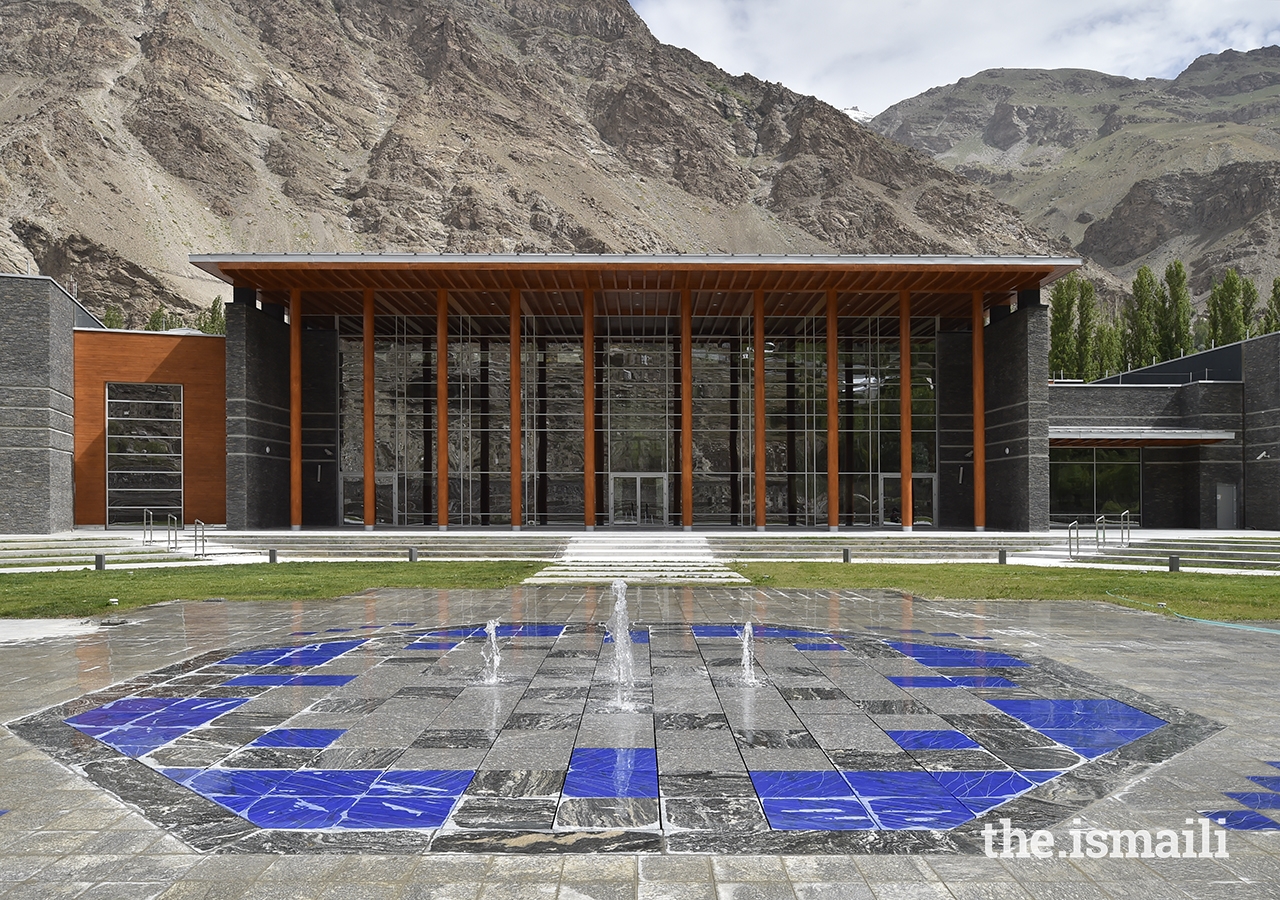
[708,532,1064,563]
[205,531,569,562]
[1083,535,1280,572]
[0,533,196,572]
[523,533,749,584]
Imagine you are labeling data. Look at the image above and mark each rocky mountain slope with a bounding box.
[872,47,1280,295]
[0,0,1058,324]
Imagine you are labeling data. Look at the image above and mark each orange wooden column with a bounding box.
[583,288,596,530]
[289,288,303,530]
[826,289,839,532]
[754,289,766,531]
[681,287,694,531]
[899,290,913,531]
[362,288,376,531]
[972,290,987,531]
[436,289,449,530]
[510,288,523,530]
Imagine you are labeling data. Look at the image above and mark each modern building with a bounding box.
[3,253,1272,534]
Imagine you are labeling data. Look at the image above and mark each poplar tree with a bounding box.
[1263,278,1280,336]
[1094,313,1124,378]
[1242,277,1260,338]
[1161,261,1193,359]
[1049,276,1078,378]
[1075,278,1099,381]
[1122,266,1162,369]
[1207,270,1246,346]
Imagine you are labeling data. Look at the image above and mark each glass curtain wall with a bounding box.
[1049,448,1141,524]
[105,383,183,527]
[691,323,753,525]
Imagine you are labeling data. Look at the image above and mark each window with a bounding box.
[1049,447,1140,524]
[106,383,183,527]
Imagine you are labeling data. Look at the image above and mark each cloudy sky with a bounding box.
[630,0,1280,115]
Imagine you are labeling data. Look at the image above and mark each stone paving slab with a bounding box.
[0,587,1277,897]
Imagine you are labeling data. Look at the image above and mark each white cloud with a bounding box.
[630,0,1280,114]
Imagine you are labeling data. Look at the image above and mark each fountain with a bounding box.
[738,621,764,686]
[605,579,636,708]
[480,618,502,685]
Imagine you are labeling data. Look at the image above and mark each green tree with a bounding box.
[1161,260,1193,359]
[101,305,124,329]
[1095,313,1124,378]
[145,304,184,331]
[1263,278,1280,336]
[1207,270,1246,346]
[1122,266,1163,369]
[194,296,226,335]
[1075,278,1099,381]
[1049,276,1078,379]
[1242,277,1260,338]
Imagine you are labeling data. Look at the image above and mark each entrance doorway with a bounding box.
[880,474,935,527]
[610,474,667,526]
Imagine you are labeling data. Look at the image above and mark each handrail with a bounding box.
[166,515,179,552]
[1068,520,1079,560]
[193,520,206,558]
[1120,509,1131,547]
[1095,515,1106,551]
[142,509,154,545]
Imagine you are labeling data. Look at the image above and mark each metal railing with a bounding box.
[1120,509,1131,547]
[1095,516,1107,551]
[1068,520,1080,559]
[193,520,206,558]
[166,515,179,552]
[142,509,154,545]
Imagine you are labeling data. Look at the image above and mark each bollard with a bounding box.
[269,548,278,564]
[998,549,1007,565]
[409,548,419,563]
[94,554,106,571]
[842,548,851,564]
[1169,554,1179,573]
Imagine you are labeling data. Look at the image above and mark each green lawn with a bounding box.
[735,562,1280,622]
[0,561,543,618]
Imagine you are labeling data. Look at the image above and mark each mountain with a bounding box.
[0,0,1057,324]
[872,47,1280,295]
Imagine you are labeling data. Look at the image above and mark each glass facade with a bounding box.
[105,383,183,527]
[1049,447,1141,524]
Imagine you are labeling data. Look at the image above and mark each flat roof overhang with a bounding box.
[189,253,1082,320]
[1050,426,1236,447]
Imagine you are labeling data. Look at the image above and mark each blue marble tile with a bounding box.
[1019,770,1064,784]
[842,770,952,799]
[887,730,981,752]
[421,628,484,638]
[208,794,260,814]
[931,771,1032,800]
[885,641,1028,668]
[219,650,289,666]
[368,770,474,797]
[134,698,248,728]
[289,631,318,637]
[863,795,974,830]
[564,748,658,798]
[251,729,345,749]
[1225,792,1280,810]
[359,625,384,630]
[795,643,846,651]
[289,675,357,687]
[502,624,564,637]
[756,628,831,640]
[958,797,1018,816]
[159,768,204,785]
[326,628,352,632]
[391,622,417,626]
[1199,809,1280,831]
[968,636,994,640]
[749,770,854,799]
[944,674,1018,688]
[692,625,740,638]
[340,796,456,829]
[225,675,294,686]
[1247,776,1280,791]
[66,697,174,727]
[760,798,874,830]
[887,676,955,688]
[188,768,291,797]
[1037,727,1158,758]
[245,794,357,829]
[404,642,460,651]
[930,632,961,637]
[99,726,191,758]
[987,699,1165,732]
[274,769,381,797]
[603,629,649,644]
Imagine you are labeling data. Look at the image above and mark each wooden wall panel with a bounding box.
[74,332,227,526]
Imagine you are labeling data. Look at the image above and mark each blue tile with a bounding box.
[603,629,649,644]
[564,748,658,798]
[863,795,974,830]
[842,770,951,799]
[692,625,740,638]
[420,628,483,638]
[1199,809,1280,831]
[1019,770,1064,784]
[188,768,292,797]
[134,698,248,728]
[1037,728,1158,758]
[795,643,846,651]
[391,622,417,627]
[208,794,259,815]
[887,676,955,688]
[245,794,357,829]
[325,628,353,633]
[756,628,831,640]
[368,770,474,797]
[885,641,1028,668]
[931,771,1032,800]
[944,674,1018,688]
[340,796,457,829]
[1247,776,1280,791]
[251,729,345,749]
[1224,792,1280,810]
[98,726,191,758]
[887,730,980,752]
[359,625,384,630]
[288,675,356,687]
[930,632,961,637]
[959,797,1016,815]
[987,699,1165,732]
[66,697,174,727]
[289,631,318,636]
[760,798,874,830]
[501,624,564,638]
[968,636,994,640]
[749,770,854,799]
[159,768,204,785]
[219,650,289,666]
[404,642,460,651]
[274,769,381,797]
[225,675,294,686]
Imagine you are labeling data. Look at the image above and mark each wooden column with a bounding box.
[583,288,596,530]
[754,289,766,531]
[826,289,839,531]
[436,290,449,530]
[899,290,913,531]
[362,288,376,531]
[681,287,694,531]
[510,288,523,530]
[289,288,302,530]
[972,290,987,531]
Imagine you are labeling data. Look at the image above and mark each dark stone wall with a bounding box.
[301,328,340,527]
[936,331,974,529]
[225,299,290,529]
[1243,332,1280,530]
[1180,381,1244,529]
[984,298,1049,531]
[0,276,74,533]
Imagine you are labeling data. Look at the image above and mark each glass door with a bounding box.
[880,474,935,527]
[610,474,668,526]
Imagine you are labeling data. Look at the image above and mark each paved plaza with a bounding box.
[0,586,1278,898]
